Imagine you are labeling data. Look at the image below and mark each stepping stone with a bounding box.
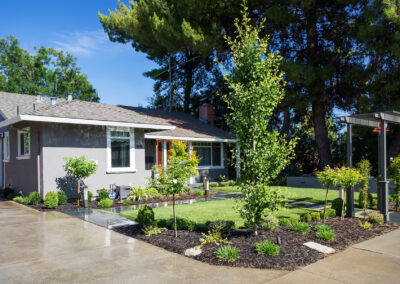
[304,241,335,254]
[185,247,202,257]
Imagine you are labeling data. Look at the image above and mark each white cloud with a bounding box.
[50,30,129,56]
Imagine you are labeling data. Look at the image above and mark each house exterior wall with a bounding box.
[4,122,41,195]
[41,123,151,198]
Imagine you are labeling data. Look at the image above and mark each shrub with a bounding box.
[128,186,162,201]
[142,225,167,237]
[219,175,228,182]
[228,180,236,186]
[315,224,332,232]
[7,193,15,199]
[368,212,384,224]
[289,214,300,222]
[289,221,309,233]
[176,218,196,231]
[194,189,204,196]
[13,196,24,202]
[324,208,336,218]
[98,188,109,200]
[255,240,280,256]
[98,198,113,208]
[220,181,230,187]
[183,186,192,194]
[207,220,235,237]
[301,213,312,223]
[57,191,67,205]
[44,192,59,209]
[122,199,132,205]
[137,205,154,227]
[262,216,279,231]
[198,231,231,248]
[316,230,336,241]
[331,198,343,216]
[279,218,290,226]
[88,191,93,203]
[359,220,372,229]
[28,192,41,205]
[215,245,238,262]
[311,212,321,221]
[209,182,219,188]
[4,187,14,198]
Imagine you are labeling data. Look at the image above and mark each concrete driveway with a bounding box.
[1,200,399,284]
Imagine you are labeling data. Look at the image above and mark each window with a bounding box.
[107,127,135,172]
[193,142,223,168]
[3,132,9,161]
[17,130,30,158]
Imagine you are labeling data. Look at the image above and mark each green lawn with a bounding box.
[121,186,376,227]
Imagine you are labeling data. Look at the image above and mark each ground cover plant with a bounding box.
[215,245,239,262]
[98,198,113,208]
[255,240,280,256]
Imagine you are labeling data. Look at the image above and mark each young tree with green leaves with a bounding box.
[389,155,400,211]
[336,167,362,220]
[357,159,372,214]
[222,4,296,235]
[0,36,99,101]
[151,141,198,237]
[63,156,98,207]
[317,167,339,224]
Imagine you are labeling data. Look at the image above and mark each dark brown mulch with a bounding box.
[114,217,399,270]
[10,192,213,212]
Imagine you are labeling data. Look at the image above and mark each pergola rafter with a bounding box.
[340,111,400,222]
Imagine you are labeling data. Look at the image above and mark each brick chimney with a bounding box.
[199,103,214,125]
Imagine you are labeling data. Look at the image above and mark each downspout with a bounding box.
[37,129,42,196]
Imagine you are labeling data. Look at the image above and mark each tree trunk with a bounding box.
[323,186,329,224]
[281,107,291,135]
[173,194,177,238]
[312,99,333,169]
[183,53,194,114]
[77,179,80,208]
[253,223,258,236]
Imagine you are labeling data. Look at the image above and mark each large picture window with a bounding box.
[107,128,135,173]
[17,130,30,158]
[193,142,223,168]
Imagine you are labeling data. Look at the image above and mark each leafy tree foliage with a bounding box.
[317,167,339,224]
[389,155,400,211]
[0,36,99,101]
[222,5,296,235]
[357,159,372,213]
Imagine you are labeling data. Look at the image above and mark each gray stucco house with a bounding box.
[0,92,237,198]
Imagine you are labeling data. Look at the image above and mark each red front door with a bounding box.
[157,140,172,166]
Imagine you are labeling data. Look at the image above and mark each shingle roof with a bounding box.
[0,92,233,141]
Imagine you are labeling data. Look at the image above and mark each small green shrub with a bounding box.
[13,196,24,202]
[7,193,15,199]
[316,230,336,241]
[88,191,93,203]
[324,208,336,218]
[44,192,59,209]
[359,220,373,229]
[29,192,41,205]
[57,191,67,205]
[289,214,300,222]
[98,188,109,200]
[98,198,113,208]
[255,240,280,256]
[301,213,312,223]
[176,218,196,231]
[389,194,395,202]
[207,220,235,237]
[194,189,204,196]
[142,225,167,237]
[209,182,219,188]
[368,212,384,224]
[22,196,30,204]
[183,186,192,194]
[219,175,228,182]
[331,198,343,216]
[215,245,238,262]
[122,199,132,205]
[137,205,154,226]
[262,216,279,231]
[228,180,236,186]
[219,181,230,187]
[315,224,332,232]
[279,218,290,226]
[198,231,231,248]
[311,212,321,221]
[289,221,310,233]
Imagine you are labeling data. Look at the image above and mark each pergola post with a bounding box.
[346,124,355,217]
[378,120,389,222]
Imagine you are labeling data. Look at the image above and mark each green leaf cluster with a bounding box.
[63,156,98,180]
[389,155,400,210]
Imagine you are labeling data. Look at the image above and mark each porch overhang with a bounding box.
[144,134,237,143]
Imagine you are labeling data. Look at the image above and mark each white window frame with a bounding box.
[3,131,10,162]
[17,129,31,160]
[106,127,136,173]
[193,142,224,170]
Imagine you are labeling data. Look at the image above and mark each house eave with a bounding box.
[144,134,237,142]
[0,115,176,130]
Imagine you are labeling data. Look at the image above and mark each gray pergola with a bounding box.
[340,111,400,222]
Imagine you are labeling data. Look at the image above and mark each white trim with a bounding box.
[162,140,167,168]
[106,127,136,173]
[145,134,236,143]
[3,132,10,162]
[17,129,31,158]
[0,115,175,130]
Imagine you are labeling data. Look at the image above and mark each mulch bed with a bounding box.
[9,192,214,212]
[114,217,399,270]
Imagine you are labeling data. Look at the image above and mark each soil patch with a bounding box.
[114,217,399,270]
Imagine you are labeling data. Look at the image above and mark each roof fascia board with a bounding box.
[340,116,380,128]
[144,134,236,142]
[0,115,175,130]
[377,112,400,124]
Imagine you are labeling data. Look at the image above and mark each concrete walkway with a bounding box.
[1,200,399,283]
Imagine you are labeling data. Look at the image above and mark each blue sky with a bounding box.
[0,0,157,106]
